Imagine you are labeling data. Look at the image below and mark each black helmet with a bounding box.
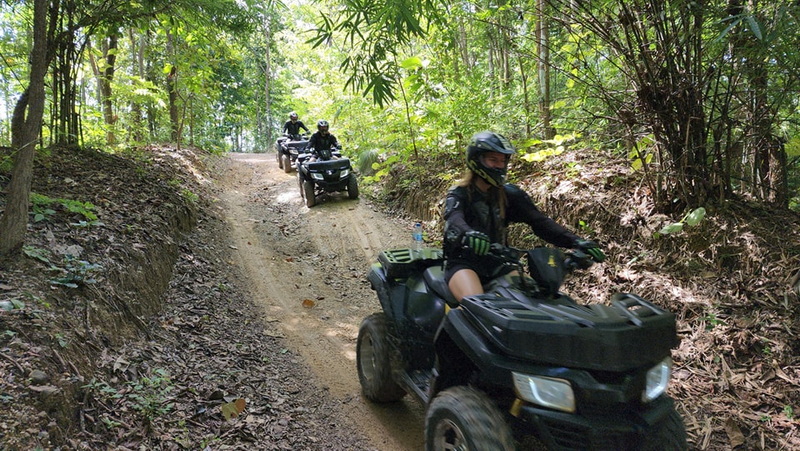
[317,120,329,132]
[466,131,515,187]
[289,112,298,120]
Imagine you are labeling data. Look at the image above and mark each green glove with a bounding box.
[576,239,605,262]
[463,231,491,256]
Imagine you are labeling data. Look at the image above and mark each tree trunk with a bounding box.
[0,0,51,258]
[51,7,80,146]
[536,0,554,139]
[166,30,179,142]
[264,14,273,149]
[98,32,119,144]
[128,28,144,143]
[517,55,532,139]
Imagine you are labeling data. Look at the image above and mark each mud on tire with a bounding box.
[303,180,316,208]
[356,313,406,402]
[425,386,515,451]
[347,175,359,199]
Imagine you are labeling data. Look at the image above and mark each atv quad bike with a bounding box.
[275,133,309,173]
[297,147,358,208]
[357,245,688,450]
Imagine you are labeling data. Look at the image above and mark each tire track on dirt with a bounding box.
[218,153,425,451]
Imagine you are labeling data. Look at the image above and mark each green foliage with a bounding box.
[656,208,707,237]
[702,311,724,331]
[29,193,98,223]
[22,245,52,264]
[51,256,102,289]
[2,0,799,210]
[519,135,579,163]
[83,368,175,423]
[127,368,175,420]
[181,188,199,204]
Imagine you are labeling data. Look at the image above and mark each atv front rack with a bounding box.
[463,292,679,372]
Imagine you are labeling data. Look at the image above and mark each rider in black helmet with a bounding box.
[282,112,309,138]
[307,120,340,161]
[443,131,605,303]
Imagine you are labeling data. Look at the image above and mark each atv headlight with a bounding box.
[512,372,575,413]
[340,169,350,178]
[312,173,324,180]
[642,357,672,403]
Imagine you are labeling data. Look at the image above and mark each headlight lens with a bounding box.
[312,173,324,180]
[512,372,575,413]
[340,169,350,178]
[642,357,672,403]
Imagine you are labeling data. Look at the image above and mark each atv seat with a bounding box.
[423,266,459,308]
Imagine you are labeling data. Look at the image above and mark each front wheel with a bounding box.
[357,313,406,402]
[303,180,316,208]
[642,404,688,451]
[425,386,515,451]
[347,175,359,199]
[282,154,292,173]
[277,151,283,169]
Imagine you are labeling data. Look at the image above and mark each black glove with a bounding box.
[575,239,605,262]
[463,231,491,256]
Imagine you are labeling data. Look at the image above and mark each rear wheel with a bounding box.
[282,154,292,173]
[347,175,359,199]
[425,386,514,451]
[357,313,406,402]
[303,180,316,208]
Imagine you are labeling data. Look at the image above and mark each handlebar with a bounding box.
[488,243,596,272]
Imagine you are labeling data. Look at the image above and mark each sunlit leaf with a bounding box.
[684,207,706,226]
[659,223,684,235]
[520,148,564,163]
[400,56,423,70]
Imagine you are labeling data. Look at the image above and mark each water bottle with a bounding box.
[412,222,423,251]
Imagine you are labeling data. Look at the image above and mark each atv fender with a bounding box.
[432,309,510,394]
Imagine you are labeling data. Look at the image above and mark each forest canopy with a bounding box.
[1,0,800,254]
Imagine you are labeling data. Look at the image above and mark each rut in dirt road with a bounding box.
[220,153,426,451]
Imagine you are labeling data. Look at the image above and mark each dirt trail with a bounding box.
[217,152,425,450]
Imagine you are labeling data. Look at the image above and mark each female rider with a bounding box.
[443,131,605,302]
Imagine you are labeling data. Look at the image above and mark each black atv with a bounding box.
[297,147,359,208]
[357,245,688,450]
[275,133,309,173]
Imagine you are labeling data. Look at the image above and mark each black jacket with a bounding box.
[308,131,339,153]
[443,182,579,261]
[283,120,309,136]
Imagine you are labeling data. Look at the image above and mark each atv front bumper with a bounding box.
[513,395,677,450]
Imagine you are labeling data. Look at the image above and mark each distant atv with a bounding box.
[297,147,358,208]
[358,245,687,450]
[275,133,309,173]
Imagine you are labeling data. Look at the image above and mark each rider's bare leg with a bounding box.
[448,268,483,303]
